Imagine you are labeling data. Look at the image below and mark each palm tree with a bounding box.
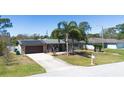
[57,21,81,55]
[51,28,64,51]
[79,22,91,49]
[68,21,82,54]
[69,28,82,54]
[57,21,69,55]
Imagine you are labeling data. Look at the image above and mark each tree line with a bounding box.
[11,33,49,45]
[102,24,124,39]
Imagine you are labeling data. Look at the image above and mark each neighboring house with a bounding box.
[17,39,66,54]
[87,38,124,49]
[17,39,84,54]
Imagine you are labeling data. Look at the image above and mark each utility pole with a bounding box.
[101,26,104,49]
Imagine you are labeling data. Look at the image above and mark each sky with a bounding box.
[3,15,124,36]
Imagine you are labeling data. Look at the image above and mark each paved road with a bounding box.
[27,53,124,77]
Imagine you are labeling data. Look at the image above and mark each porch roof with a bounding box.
[43,39,65,44]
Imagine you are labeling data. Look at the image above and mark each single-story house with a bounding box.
[68,39,85,50]
[87,38,124,49]
[17,39,85,54]
[17,39,66,54]
[16,38,124,54]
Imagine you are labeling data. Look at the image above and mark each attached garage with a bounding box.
[17,39,66,54]
[17,40,45,54]
[25,46,43,54]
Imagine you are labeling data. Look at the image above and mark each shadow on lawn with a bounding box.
[73,50,92,58]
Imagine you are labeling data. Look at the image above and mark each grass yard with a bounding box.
[0,53,46,76]
[105,49,124,55]
[56,49,124,66]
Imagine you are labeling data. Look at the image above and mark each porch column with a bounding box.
[43,44,47,53]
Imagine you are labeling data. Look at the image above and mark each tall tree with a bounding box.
[87,33,100,38]
[68,21,82,54]
[69,28,82,54]
[103,27,117,39]
[116,23,124,39]
[0,16,12,56]
[79,22,91,49]
[57,21,81,55]
[57,21,70,56]
[51,28,64,51]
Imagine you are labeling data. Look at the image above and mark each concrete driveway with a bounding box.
[27,53,77,72]
[27,53,124,77]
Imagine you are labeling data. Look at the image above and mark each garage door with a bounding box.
[25,46,43,54]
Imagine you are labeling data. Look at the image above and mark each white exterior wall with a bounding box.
[86,45,94,50]
[86,44,118,50]
[117,43,124,49]
[107,44,117,49]
[16,45,22,54]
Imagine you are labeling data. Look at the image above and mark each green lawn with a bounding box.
[104,49,124,55]
[56,49,124,66]
[0,53,46,76]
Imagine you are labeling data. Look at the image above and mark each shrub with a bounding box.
[93,44,102,52]
[16,50,20,55]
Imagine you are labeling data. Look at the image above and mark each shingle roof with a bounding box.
[43,39,65,44]
[88,38,124,44]
[18,39,65,46]
[17,40,45,46]
[68,39,85,44]
[117,39,124,43]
